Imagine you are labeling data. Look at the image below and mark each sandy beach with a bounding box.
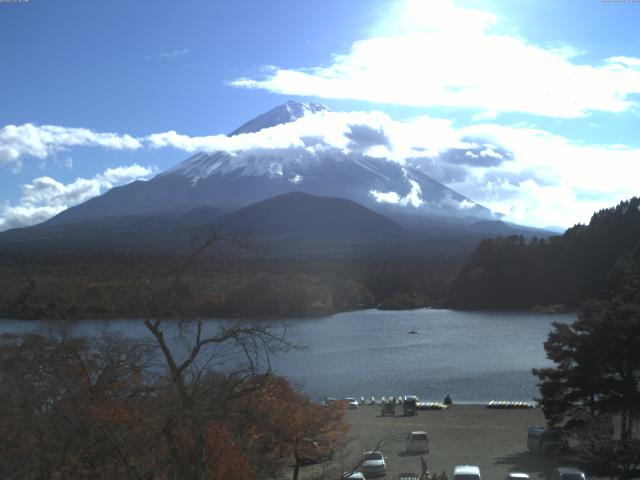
[295,404,569,480]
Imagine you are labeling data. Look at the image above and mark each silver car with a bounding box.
[344,397,359,409]
[343,473,366,479]
[361,451,386,477]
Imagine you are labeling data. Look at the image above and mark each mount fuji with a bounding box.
[44,101,494,227]
[0,102,550,254]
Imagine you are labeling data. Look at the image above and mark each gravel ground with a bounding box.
[294,404,568,480]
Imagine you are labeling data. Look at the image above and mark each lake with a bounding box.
[0,308,575,403]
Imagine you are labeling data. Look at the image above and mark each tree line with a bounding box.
[448,197,640,309]
[0,252,457,320]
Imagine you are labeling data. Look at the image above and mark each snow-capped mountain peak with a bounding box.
[41,102,496,226]
[155,102,494,219]
[229,100,329,136]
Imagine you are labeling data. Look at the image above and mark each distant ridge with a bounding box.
[0,192,407,253]
[212,191,405,239]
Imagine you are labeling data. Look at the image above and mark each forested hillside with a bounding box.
[448,197,640,309]
[0,253,456,319]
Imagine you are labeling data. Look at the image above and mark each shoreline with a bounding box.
[0,305,577,322]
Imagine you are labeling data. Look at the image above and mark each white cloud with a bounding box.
[203,110,637,228]
[0,164,155,231]
[401,179,424,207]
[125,112,640,227]
[370,190,401,205]
[145,111,392,154]
[0,111,434,170]
[1,107,638,229]
[370,177,424,208]
[0,123,142,169]
[480,147,503,159]
[145,127,309,153]
[459,199,475,210]
[436,123,640,227]
[289,174,303,184]
[230,0,640,118]
[100,164,153,184]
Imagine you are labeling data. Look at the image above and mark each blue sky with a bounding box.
[1,0,639,230]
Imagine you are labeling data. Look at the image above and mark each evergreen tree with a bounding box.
[533,297,640,438]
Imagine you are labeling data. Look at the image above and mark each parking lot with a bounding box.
[295,404,564,480]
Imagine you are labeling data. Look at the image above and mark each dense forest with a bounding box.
[448,197,640,309]
[3,197,639,319]
[0,252,456,320]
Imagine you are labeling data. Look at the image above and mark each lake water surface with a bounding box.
[0,309,575,403]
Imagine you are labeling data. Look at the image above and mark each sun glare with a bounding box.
[392,0,496,34]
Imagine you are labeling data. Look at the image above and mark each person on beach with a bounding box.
[444,394,452,405]
[421,455,428,477]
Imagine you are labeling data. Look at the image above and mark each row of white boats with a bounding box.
[332,396,534,410]
[486,400,535,409]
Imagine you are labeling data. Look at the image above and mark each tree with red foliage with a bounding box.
[232,374,349,480]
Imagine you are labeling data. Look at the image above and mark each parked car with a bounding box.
[345,397,359,409]
[325,397,338,406]
[506,473,530,480]
[453,465,481,480]
[527,426,567,453]
[551,468,587,480]
[405,431,429,454]
[403,395,418,416]
[381,401,396,416]
[361,451,386,477]
[343,472,366,479]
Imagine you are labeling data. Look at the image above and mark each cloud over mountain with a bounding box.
[230,0,640,119]
[0,124,141,169]
[1,104,639,229]
[0,164,154,231]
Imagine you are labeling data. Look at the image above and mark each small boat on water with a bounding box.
[408,330,419,334]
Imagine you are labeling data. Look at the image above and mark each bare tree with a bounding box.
[135,232,296,479]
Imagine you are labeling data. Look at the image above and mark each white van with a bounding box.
[454,465,481,480]
[406,431,429,453]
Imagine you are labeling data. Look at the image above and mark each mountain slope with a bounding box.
[0,206,221,253]
[0,193,411,254]
[42,101,495,227]
[213,191,405,239]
